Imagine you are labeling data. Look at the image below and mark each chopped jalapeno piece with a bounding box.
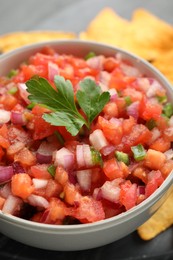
[163,103,173,118]
[131,144,146,161]
[47,164,56,177]
[146,119,156,130]
[124,96,132,106]
[85,51,96,60]
[7,69,18,78]
[91,147,103,167]
[115,151,130,165]
[8,86,18,95]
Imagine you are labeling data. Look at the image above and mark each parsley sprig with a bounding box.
[26,75,110,136]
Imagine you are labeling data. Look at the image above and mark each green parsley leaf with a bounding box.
[26,75,110,136]
[77,78,110,124]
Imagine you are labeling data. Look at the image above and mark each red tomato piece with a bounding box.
[11,173,34,199]
[120,180,137,210]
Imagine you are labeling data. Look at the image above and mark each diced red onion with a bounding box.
[54,147,74,170]
[76,145,85,168]
[12,162,25,173]
[89,129,108,151]
[17,83,30,104]
[98,71,111,91]
[135,78,150,93]
[2,194,23,215]
[109,117,122,126]
[32,178,48,189]
[48,62,59,81]
[0,183,12,198]
[108,88,118,101]
[147,127,161,145]
[101,145,115,156]
[76,169,92,192]
[11,111,27,125]
[100,180,121,203]
[86,55,104,70]
[138,186,145,195]
[146,79,166,98]
[36,141,57,164]
[27,194,49,209]
[0,109,11,124]
[164,149,173,160]
[68,171,77,185]
[120,63,141,77]
[0,166,14,185]
[83,144,93,167]
[126,101,139,119]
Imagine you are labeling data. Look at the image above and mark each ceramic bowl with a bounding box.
[0,40,172,251]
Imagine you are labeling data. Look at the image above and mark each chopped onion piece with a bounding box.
[48,62,59,81]
[0,183,12,198]
[54,147,74,170]
[164,149,173,160]
[11,111,27,125]
[127,101,139,119]
[100,180,121,203]
[18,83,30,104]
[76,145,85,168]
[146,79,166,98]
[0,109,11,124]
[32,178,48,189]
[27,194,49,209]
[76,169,92,192]
[86,55,104,70]
[83,144,93,167]
[89,129,108,151]
[2,194,23,214]
[0,166,14,185]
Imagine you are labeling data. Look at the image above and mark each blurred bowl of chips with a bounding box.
[0,40,172,251]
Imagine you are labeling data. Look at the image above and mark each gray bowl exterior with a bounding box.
[0,40,172,251]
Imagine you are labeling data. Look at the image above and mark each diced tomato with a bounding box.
[0,93,18,110]
[160,160,173,178]
[64,182,81,205]
[45,179,63,199]
[120,180,137,210]
[30,164,52,179]
[115,97,126,116]
[48,198,68,222]
[141,101,162,121]
[11,173,34,199]
[70,196,105,223]
[145,170,164,197]
[121,124,152,152]
[149,137,171,152]
[109,70,135,91]
[98,116,123,145]
[103,158,129,180]
[55,166,69,186]
[103,57,119,72]
[144,149,166,170]
[14,147,36,167]
[122,88,143,102]
[122,116,136,135]
[132,166,148,184]
[103,102,119,119]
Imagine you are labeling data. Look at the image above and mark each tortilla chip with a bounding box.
[151,50,173,84]
[0,31,76,53]
[79,8,130,47]
[137,190,173,240]
[123,9,173,60]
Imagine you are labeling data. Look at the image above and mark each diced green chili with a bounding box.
[47,164,56,177]
[146,119,156,130]
[7,86,18,95]
[115,151,130,165]
[84,51,96,60]
[131,144,146,161]
[124,96,132,106]
[163,103,173,118]
[91,147,103,167]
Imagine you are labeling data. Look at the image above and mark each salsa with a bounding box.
[0,47,173,224]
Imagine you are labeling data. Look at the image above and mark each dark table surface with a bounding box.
[0,0,173,259]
